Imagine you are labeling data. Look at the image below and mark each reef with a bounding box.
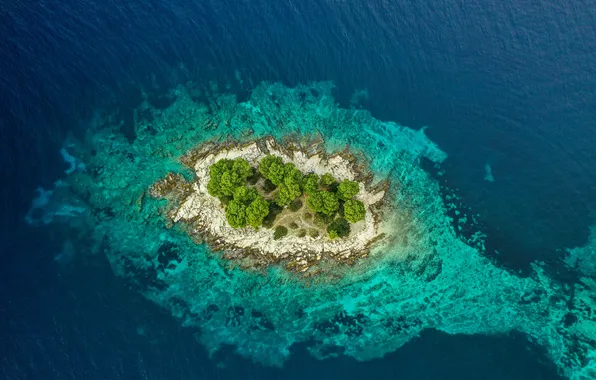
[26,81,596,379]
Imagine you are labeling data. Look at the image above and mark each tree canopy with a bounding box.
[208,158,253,198]
[246,196,270,229]
[275,163,303,206]
[277,182,301,207]
[283,163,303,187]
[327,218,350,239]
[225,199,247,228]
[344,199,366,223]
[307,190,339,216]
[337,180,360,200]
[259,155,285,186]
[320,173,336,187]
[208,155,366,236]
[303,173,319,195]
[234,186,258,204]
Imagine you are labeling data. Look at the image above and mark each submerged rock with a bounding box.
[28,81,596,379]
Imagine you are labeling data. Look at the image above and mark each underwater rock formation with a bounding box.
[27,81,596,379]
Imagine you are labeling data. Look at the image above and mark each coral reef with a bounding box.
[27,81,596,379]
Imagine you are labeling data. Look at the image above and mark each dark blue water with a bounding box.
[2,0,595,378]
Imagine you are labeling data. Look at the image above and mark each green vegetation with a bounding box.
[327,218,350,239]
[207,158,253,197]
[344,199,366,223]
[288,199,303,212]
[225,200,248,228]
[246,196,270,229]
[303,174,319,195]
[275,163,303,206]
[233,186,258,204]
[207,154,367,237]
[320,173,336,187]
[337,180,360,200]
[283,163,303,186]
[259,155,285,185]
[277,182,301,207]
[274,226,288,240]
[306,190,339,215]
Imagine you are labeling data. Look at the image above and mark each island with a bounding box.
[150,137,390,273]
[25,81,596,379]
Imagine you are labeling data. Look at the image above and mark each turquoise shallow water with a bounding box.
[24,80,596,378]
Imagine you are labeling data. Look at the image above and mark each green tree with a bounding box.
[259,155,285,185]
[233,186,258,204]
[225,200,247,228]
[320,191,339,215]
[344,199,366,223]
[275,162,304,207]
[306,190,338,216]
[274,226,288,240]
[219,170,243,197]
[320,173,336,187]
[337,180,360,200]
[208,158,253,197]
[306,190,324,213]
[207,179,221,198]
[327,218,350,238]
[269,162,286,186]
[303,173,319,195]
[246,196,270,229]
[283,163,303,188]
[259,155,282,177]
[207,159,233,197]
[232,159,252,179]
[276,182,301,207]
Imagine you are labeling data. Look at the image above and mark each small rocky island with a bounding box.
[30,81,596,377]
[150,137,389,273]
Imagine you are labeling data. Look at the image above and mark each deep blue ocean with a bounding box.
[1,0,595,378]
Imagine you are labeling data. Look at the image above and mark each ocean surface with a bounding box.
[1,0,595,379]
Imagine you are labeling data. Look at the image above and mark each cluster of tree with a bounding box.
[207,158,253,198]
[327,218,350,239]
[259,155,303,207]
[303,172,366,237]
[207,158,270,229]
[207,155,367,238]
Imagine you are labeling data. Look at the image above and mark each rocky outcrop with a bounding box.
[151,136,392,274]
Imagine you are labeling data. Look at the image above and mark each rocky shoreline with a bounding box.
[150,136,392,274]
